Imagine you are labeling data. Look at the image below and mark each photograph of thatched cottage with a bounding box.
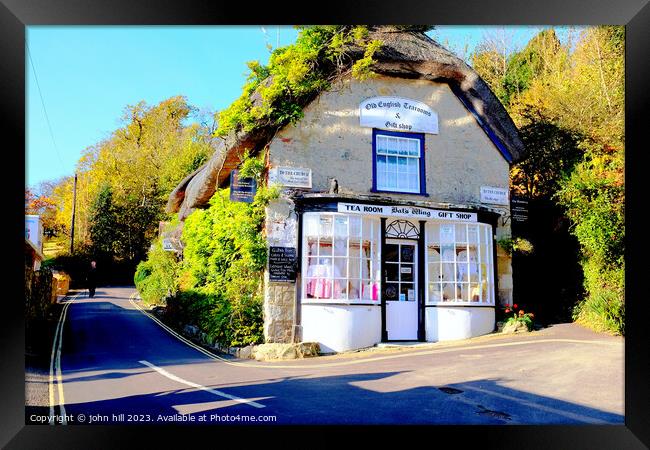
[166,26,524,353]
[25,19,628,428]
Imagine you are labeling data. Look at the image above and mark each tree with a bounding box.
[88,185,118,258]
[25,184,65,238]
[43,96,214,283]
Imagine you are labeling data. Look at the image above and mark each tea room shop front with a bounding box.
[293,199,502,353]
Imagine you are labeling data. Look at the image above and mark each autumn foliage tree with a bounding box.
[41,96,214,282]
[471,26,625,333]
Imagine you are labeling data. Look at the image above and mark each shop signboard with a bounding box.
[360,96,439,134]
[480,186,509,205]
[268,246,297,282]
[269,167,312,189]
[229,169,257,203]
[338,202,477,222]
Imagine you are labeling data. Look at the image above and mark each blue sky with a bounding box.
[26,25,584,190]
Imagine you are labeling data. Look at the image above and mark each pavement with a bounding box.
[25,286,625,425]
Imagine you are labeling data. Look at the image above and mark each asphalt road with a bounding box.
[29,286,625,425]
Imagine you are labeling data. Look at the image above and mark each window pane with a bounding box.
[409,139,420,156]
[333,237,347,256]
[427,224,440,245]
[428,282,442,302]
[400,283,415,301]
[319,241,332,256]
[396,174,406,190]
[385,244,398,262]
[400,264,414,282]
[319,215,332,236]
[377,170,387,189]
[401,245,414,262]
[306,238,318,257]
[347,280,361,300]
[310,278,333,299]
[398,139,408,155]
[385,263,399,282]
[361,259,371,280]
[377,154,387,172]
[441,248,455,263]
[348,254,360,279]
[468,225,479,244]
[457,258,469,282]
[362,281,378,300]
[440,224,455,244]
[385,283,399,301]
[377,135,386,151]
[386,171,397,189]
[428,246,440,264]
[469,283,480,302]
[456,224,467,243]
[332,279,346,300]
[407,157,418,173]
[306,257,318,271]
[408,175,419,191]
[304,215,318,237]
[334,216,348,236]
[333,257,348,278]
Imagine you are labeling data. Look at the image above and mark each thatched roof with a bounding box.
[168,27,525,220]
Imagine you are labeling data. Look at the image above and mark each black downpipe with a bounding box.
[418,220,426,341]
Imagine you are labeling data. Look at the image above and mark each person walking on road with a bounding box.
[86,260,97,298]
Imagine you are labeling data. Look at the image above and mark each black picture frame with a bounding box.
[3,0,648,447]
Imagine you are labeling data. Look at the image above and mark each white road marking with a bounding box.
[48,292,81,424]
[138,360,265,409]
[458,383,610,424]
[130,296,619,369]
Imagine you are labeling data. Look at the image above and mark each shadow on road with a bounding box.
[33,370,623,425]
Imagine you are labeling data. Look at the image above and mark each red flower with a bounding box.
[513,303,518,309]
[505,308,511,313]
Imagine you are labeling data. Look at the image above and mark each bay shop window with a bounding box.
[301,212,496,305]
[425,222,495,305]
[302,213,381,303]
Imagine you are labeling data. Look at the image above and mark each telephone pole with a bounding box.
[70,173,77,254]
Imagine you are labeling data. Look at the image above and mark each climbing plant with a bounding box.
[214,26,383,138]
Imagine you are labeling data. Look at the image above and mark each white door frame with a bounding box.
[384,238,419,341]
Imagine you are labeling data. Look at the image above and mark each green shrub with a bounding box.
[496,236,534,255]
[177,183,272,347]
[572,263,624,335]
[134,238,180,306]
[557,149,625,335]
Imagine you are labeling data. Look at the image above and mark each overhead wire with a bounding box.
[26,40,67,174]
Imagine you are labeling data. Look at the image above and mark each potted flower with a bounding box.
[497,304,535,333]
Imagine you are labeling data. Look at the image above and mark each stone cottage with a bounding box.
[167,27,525,353]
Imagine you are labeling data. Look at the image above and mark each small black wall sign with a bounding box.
[268,246,297,283]
[511,195,529,226]
[229,169,257,203]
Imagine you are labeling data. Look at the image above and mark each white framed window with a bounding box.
[373,130,424,194]
[425,222,495,305]
[302,213,381,303]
